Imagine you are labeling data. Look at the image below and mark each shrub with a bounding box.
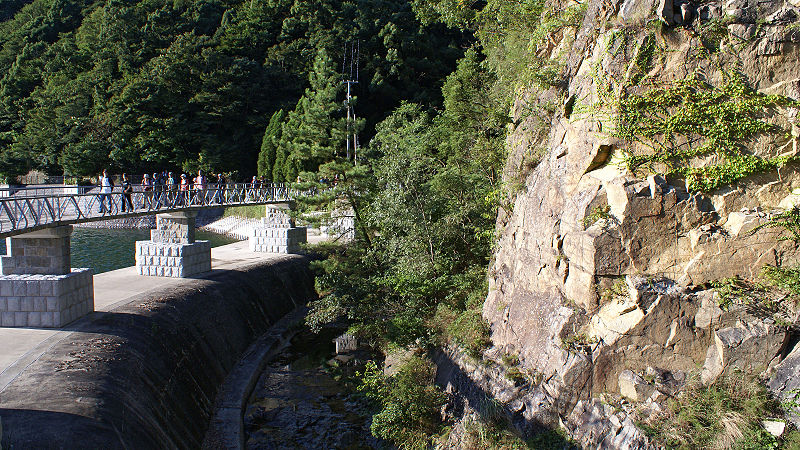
[358,356,448,449]
[434,303,491,358]
[460,418,529,449]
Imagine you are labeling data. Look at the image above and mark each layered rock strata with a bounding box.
[468,0,800,444]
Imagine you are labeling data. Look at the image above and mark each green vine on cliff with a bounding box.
[614,71,797,191]
[477,0,587,96]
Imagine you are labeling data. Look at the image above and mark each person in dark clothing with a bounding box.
[121,173,134,212]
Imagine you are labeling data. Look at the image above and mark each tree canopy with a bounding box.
[0,0,465,180]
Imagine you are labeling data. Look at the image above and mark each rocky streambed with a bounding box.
[243,327,380,449]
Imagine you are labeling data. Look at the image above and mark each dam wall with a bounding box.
[0,254,316,448]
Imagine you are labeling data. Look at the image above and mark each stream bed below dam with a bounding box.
[243,326,381,449]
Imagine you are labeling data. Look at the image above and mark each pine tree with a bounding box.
[276,48,346,180]
[257,109,286,179]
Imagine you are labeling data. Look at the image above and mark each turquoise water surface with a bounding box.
[0,228,238,274]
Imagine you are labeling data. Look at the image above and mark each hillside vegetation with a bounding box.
[0,0,464,178]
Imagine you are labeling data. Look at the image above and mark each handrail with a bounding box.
[0,182,280,196]
[0,183,296,237]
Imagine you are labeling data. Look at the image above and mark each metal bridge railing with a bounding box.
[0,183,293,236]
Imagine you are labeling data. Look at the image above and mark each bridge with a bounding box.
[0,183,294,237]
[0,183,308,328]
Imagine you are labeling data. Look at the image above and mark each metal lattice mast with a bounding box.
[342,41,360,163]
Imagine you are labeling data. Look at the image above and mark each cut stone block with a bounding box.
[249,226,307,254]
[0,268,94,328]
[135,240,211,278]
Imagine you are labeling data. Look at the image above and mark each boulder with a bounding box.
[620,0,657,21]
[693,290,723,329]
[702,319,788,384]
[768,341,800,426]
[657,0,677,25]
[763,420,786,437]
[567,399,651,449]
[618,370,655,402]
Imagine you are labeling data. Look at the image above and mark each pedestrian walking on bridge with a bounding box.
[167,171,177,206]
[98,169,113,213]
[142,173,153,209]
[121,173,133,212]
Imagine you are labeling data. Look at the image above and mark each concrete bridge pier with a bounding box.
[136,211,211,277]
[0,225,94,327]
[249,204,307,254]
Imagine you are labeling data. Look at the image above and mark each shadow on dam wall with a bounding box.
[0,255,316,449]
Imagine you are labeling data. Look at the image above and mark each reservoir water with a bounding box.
[0,228,238,274]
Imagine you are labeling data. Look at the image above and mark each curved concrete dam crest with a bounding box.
[0,252,316,448]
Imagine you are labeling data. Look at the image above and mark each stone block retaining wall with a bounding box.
[0,255,316,448]
[135,240,211,277]
[249,227,306,254]
[0,268,94,327]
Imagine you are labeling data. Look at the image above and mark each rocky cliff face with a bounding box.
[478,0,800,445]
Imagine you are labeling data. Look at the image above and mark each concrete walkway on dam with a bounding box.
[0,238,321,394]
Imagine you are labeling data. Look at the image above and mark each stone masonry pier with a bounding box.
[136,211,211,277]
[249,205,307,254]
[0,226,94,327]
[0,241,316,448]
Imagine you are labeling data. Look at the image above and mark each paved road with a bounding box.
[0,239,320,394]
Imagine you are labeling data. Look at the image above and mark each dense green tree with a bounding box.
[0,0,466,180]
[306,94,504,345]
[275,48,347,181]
[257,109,285,178]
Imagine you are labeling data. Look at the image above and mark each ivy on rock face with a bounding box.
[614,72,797,192]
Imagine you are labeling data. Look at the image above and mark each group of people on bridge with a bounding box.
[95,169,274,214]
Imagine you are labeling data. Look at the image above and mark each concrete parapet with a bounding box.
[0,268,94,327]
[249,227,306,254]
[136,240,211,277]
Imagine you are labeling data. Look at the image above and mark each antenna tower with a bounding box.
[342,41,360,163]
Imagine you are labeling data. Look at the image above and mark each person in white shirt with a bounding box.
[98,169,113,213]
[194,169,206,205]
[142,173,153,209]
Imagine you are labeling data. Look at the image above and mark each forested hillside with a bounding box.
[0,0,464,179]
[0,0,598,447]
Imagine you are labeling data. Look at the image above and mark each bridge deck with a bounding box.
[0,183,295,238]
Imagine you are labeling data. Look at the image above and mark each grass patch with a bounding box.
[432,270,492,359]
[222,205,265,219]
[639,372,790,449]
[583,205,612,229]
[710,270,799,326]
[599,277,628,304]
[433,302,491,359]
[458,418,529,449]
[561,332,597,354]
